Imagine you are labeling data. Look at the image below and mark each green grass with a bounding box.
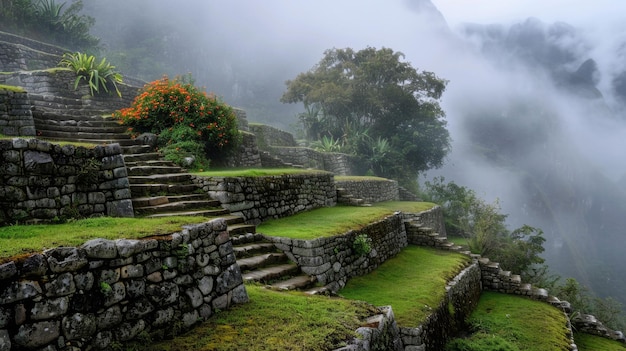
[446,292,572,351]
[335,175,389,181]
[129,284,378,351]
[257,202,436,240]
[340,246,470,326]
[575,332,626,350]
[448,235,470,249]
[193,168,328,177]
[0,84,25,92]
[0,216,209,261]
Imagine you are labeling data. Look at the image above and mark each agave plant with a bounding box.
[59,52,123,97]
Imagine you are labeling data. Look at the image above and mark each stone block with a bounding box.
[62,312,96,340]
[13,321,59,348]
[0,280,42,304]
[31,297,69,320]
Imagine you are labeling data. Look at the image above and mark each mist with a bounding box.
[82,0,626,304]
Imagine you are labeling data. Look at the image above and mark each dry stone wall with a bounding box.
[192,172,336,224]
[248,124,297,148]
[0,139,133,225]
[0,31,65,71]
[335,178,400,204]
[224,131,262,168]
[0,90,35,137]
[265,213,408,292]
[0,219,248,351]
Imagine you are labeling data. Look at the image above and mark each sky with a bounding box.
[432,0,626,28]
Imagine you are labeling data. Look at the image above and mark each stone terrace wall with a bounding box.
[269,146,362,176]
[0,139,133,225]
[402,205,447,239]
[225,131,262,168]
[0,70,138,113]
[335,178,400,204]
[0,31,65,71]
[266,213,408,292]
[192,172,336,224]
[0,90,35,136]
[0,219,248,351]
[249,124,296,148]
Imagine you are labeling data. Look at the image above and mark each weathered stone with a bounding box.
[96,306,122,330]
[0,262,17,280]
[0,280,42,304]
[62,313,96,340]
[151,308,174,327]
[125,279,145,298]
[44,247,87,273]
[125,297,154,320]
[198,276,214,296]
[120,264,144,279]
[146,282,179,305]
[185,288,203,308]
[81,239,117,259]
[31,297,69,320]
[0,329,10,351]
[102,282,125,307]
[116,320,146,341]
[13,321,59,348]
[115,239,144,258]
[45,272,76,297]
[216,264,244,295]
[20,254,48,277]
[212,294,229,311]
[231,284,249,304]
[0,308,9,328]
[73,271,94,291]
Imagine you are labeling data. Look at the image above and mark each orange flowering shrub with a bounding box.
[114,76,240,161]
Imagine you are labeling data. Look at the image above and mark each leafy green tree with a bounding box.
[282,47,450,186]
[420,177,547,282]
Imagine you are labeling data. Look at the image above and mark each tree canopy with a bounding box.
[281,47,450,187]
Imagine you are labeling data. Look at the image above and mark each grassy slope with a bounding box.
[193,168,328,177]
[128,285,378,351]
[575,332,626,351]
[0,216,209,261]
[257,201,436,240]
[446,292,571,351]
[339,246,470,326]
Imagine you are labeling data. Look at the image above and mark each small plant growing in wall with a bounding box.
[99,281,112,295]
[59,52,123,97]
[352,234,372,257]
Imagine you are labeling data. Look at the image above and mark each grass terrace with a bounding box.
[257,202,436,240]
[340,246,470,326]
[128,284,377,351]
[575,332,626,351]
[0,216,208,262]
[193,168,329,177]
[445,292,572,350]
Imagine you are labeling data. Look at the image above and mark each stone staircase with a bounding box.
[336,187,371,206]
[231,233,319,293]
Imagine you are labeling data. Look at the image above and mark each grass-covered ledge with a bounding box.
[257,201,436,240]
[446,292,573,350]
[0,84,25,92]
[193,168,329,177]
[575,332,626,351]
[126,284,377,351]
[339,246,470,326]
[0,216,208,261]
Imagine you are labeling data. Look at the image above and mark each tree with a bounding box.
[281,47,450,187]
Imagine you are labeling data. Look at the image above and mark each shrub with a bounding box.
[352,234,372,256]
[59,52,123,97]
[114,76,240,166]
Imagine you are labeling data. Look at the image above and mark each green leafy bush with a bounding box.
[352,234,372,256]
[59,52,123,97]
[114,76,240,167]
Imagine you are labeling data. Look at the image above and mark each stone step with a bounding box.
[130,183,202,197]
[134,200,222,216]
[132,194,215,208]
[233,242,278,259]
[237,253,288,271]
[125,160,173,168]
[34,119,127,133]
[304,285,330,296]
[227,223,257,236]
[35,136,138,147]
[34,111,118,121]
[143,208,230,218]
[38,129,131,140]
[123,153,162,163]
[127,165,185,176]
[122,145,154,154]
[269,275,317,291]
[128,173,193,185]
[242,263,299,283]
[211,215,246,226]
